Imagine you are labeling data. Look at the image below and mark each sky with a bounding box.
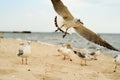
[0,0,120,33]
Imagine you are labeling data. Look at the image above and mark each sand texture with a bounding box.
[0,38,120,80]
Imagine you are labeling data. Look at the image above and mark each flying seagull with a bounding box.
[51,0,120,52]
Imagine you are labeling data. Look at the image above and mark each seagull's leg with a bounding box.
[22,58,23,64]
[85,60,87,66]
[63,27,70,38]
[25,57,28,65]
[114,64,117,72]
[94,56,97,60]
[81,60,84,66]
[63,55,66,60]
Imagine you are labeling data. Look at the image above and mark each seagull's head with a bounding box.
[74,18,79,22]
[74,18,84,24]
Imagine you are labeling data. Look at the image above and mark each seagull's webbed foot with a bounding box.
[113,65,117,72]
[114,70,116,72]
[70,59,72,61]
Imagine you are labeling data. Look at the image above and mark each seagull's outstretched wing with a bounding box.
[51,0,120,52]
[51,0,74,20]
[74,25,120,52]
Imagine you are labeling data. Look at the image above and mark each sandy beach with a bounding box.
[0,38,120,80]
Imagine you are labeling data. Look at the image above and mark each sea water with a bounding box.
[3,32,120,55]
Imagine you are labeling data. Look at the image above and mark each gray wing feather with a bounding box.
[51,0,74,20]
[74,25,120,52]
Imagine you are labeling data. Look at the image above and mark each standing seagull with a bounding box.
[89,48,101,60]
[113,54,120,72]
[58,44,73,61]
[73,50,93,66]
[51,0,120,52]
[17,41,31,65]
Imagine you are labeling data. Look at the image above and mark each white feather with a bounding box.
[58,46,73,56]
[17,43,31,58]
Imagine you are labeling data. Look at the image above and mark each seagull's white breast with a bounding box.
[58,46,73,56]
[19,45,31,58]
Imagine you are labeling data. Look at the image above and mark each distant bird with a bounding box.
[57,44,73,61]
[51,0,120,52]
[89,48,101,60]
[17,41,31,65]
[73,50,93,66]
[113,54,120,72]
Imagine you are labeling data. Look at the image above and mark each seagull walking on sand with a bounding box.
[89,48,101,60]
[58,44,73,61]
[51,0,120,52]
[113,54,120,72]
[17,41,31,65]
[73,50,93,66]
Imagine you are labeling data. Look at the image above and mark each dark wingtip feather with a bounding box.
[74,27,120,52]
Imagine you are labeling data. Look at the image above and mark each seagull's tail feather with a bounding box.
[74,27,120,52]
